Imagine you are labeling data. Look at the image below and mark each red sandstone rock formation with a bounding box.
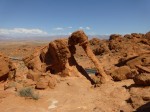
[69,31,111,83]
[23,30,111,84]
[20,31,150,87]
[0,52,16,81]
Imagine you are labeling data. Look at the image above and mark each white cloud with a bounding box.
[78,26,91,30]
[68,32,72,35]
[0,28,48,36]
[54,27,73,31]
[88,32,96,35]
[53,27,64,31]
[67,27,72,29]
[79,26,83,29]
[85,26,91,30]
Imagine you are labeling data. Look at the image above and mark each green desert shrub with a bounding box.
[18,87,39,100]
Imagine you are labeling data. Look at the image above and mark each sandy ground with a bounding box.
[0,75,134,112]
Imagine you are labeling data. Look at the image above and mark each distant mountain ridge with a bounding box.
[0,34,110,41]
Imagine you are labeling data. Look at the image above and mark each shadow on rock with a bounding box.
[135,102,150,112]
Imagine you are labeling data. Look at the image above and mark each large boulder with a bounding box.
[110,66,134,81]
[89,38,110,55]
[23,39,73,76]
[108,34,123,51]
[0,53,15,81]
[23,49,44,72]
[89,38,101,45]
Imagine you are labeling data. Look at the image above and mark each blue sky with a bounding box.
[0,0,150,36]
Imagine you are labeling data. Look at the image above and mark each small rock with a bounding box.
[133,73,150,86]
[23,79,36,88]
[27,70,41,81]
[93,107,105,112]
[47,76,56,89]
[36,78,49,89]
[4,81,16,90]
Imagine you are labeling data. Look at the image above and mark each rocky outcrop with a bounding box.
[108,32,150,58]
[125,53,150,85]
[23,30,111,84]
[0,53,16,81]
